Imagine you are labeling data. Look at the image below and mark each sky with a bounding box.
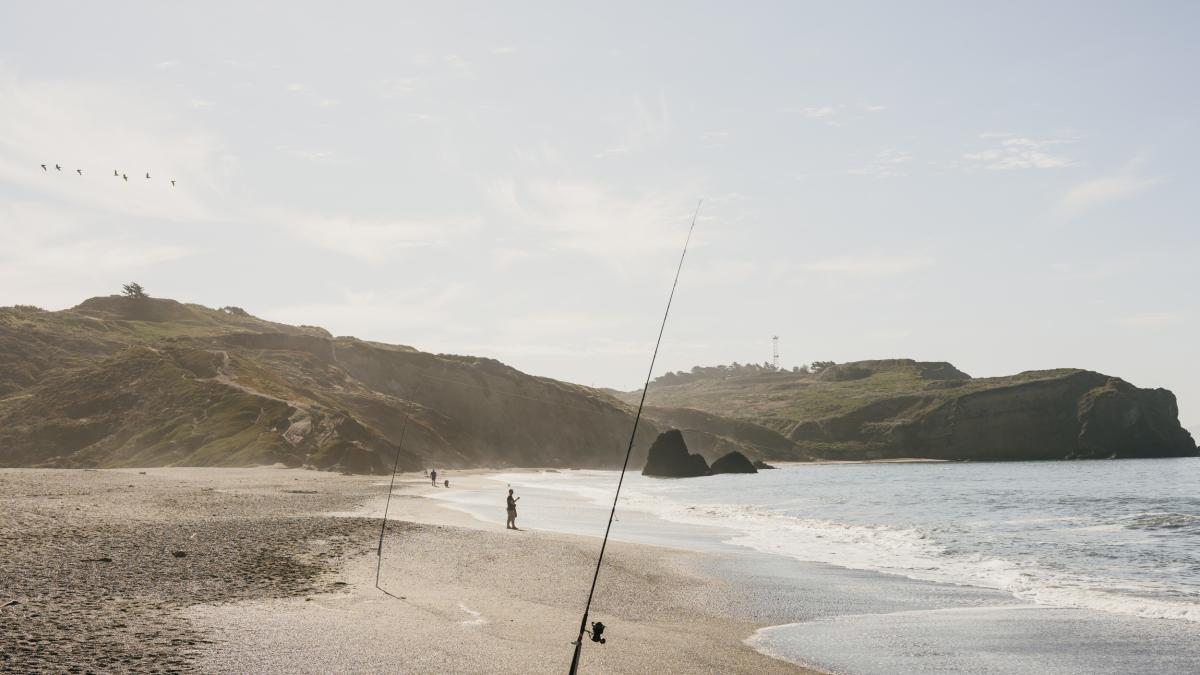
[1,2,1197,429]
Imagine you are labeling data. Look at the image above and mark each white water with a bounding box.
[433,459,1200,673]
[485,459,1200,623]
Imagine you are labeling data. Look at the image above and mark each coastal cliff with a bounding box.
[626,360,1197,461]
[2,299,1193,472]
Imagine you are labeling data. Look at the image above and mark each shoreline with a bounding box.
[1,467,819,674]
[9,464,1199,673]
[425,466,1200,674]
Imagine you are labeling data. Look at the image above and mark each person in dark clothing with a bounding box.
[506,488,520,530]
[430,469,437,486]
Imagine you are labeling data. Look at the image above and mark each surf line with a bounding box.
[567,200,702,674]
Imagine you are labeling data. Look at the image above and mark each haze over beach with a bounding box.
[3,2,1200,674]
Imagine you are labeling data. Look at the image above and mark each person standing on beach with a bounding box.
[506,488,520,530]
[431,469,437,486]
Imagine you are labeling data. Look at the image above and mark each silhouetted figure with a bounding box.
[145,172,151,180]
[122,173,128,182]
[55,164,62,171]
[41,164,47,171]
[430,469,437,486]
[170,180,176,187]
[113,169,119,177]
[76,169,82,175]
[506,489,520,530]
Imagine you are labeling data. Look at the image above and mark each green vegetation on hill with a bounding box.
[2,296,1194,471]
[626,359,1197,461]
[0,296,663,473]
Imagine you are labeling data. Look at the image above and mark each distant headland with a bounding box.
[1,295,1194,474]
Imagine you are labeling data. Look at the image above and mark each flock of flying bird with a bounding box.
[39,163,176,187]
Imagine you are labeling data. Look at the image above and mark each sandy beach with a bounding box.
[1,467,814,673]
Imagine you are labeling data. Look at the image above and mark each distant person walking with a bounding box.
[431,469,438,486]
[506,489,520,530]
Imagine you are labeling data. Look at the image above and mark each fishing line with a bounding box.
[375,380,423,589]
[568,200,702,674]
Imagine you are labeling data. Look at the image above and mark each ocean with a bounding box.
[432,458,1200,673]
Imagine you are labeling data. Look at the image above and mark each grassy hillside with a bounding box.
[0,296,674,473]
[0,297,324,396]
[626,360,1197,461]
[3,297,1193,470]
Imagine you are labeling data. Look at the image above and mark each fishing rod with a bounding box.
[567,200,702,675]
[375,382,422,589]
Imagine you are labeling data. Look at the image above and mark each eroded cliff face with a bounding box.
[635,361,1197,462]
[329,339,661,469]
[886,372,1196,460]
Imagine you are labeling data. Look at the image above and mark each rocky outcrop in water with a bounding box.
[710,451,757,474]
[642,429,710,477]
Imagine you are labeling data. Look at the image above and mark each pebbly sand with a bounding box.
[1,468,815,673]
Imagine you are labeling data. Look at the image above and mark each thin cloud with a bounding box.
[799,254,934,277]
[485,175,696,265]
[795,105,837,118]
[962,133,1077,170]
[0,201,192,306]
[593,145,631,159]
[278,147,345,163]
[1056,158,1161,219]
[269,210,478,262]
[264,283,470,334]
[1116,312,1185,327]
[850,148,913,178]
[375,78,419,98]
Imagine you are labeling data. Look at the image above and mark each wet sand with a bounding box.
[1,468,813,673]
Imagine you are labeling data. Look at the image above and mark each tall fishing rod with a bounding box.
[375,382,422,589]
[568,200,702,675]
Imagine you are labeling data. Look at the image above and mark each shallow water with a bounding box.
[433,458,1200,673]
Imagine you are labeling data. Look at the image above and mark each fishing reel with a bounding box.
[585,621,606,644]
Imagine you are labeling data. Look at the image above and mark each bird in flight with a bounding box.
[55,164,62,171]
[41,164,47,171]
[170,180,176,187]
[76,169,83,175]
[145,172,151,180]
[122,173,128,182]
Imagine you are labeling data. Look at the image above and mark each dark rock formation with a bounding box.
[642,429,709,477]
[896,372,1197,461]
[710,451,757,474]
[753,459,777,470]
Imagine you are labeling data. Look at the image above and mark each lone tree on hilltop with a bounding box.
[122,282,149,300]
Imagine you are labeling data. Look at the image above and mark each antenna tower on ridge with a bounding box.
[772,335,779,370]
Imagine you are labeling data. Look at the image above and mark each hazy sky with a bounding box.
[1,2,1197,428]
